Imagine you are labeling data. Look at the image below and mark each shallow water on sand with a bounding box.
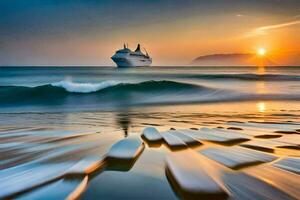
[0,101,300,199]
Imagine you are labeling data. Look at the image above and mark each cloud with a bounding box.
[245,20,300,37]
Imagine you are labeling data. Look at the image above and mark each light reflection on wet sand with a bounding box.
[0,101,299,199]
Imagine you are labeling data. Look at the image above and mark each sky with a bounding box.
[1,0,300,66]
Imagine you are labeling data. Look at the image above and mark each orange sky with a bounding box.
[1,1,300,66]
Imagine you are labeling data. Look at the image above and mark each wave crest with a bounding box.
[51,80,120,93]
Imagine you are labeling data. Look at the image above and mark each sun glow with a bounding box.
[257,102,266,113]
[257,48,266,56]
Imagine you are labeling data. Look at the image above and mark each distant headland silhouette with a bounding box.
[191,53,276,66]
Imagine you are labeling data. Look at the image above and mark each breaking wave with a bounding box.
[51,80,120,93]
[0,80,300,112]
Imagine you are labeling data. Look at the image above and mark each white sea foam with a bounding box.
[51,80,120,93]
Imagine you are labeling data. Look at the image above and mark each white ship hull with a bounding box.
[111,44,152,68]
[112,55,152,67]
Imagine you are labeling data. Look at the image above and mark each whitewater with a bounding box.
[51,80,120,93]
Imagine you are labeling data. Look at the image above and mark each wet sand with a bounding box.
[0,101,299,199]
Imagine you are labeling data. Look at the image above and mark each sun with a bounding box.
[257,48,266,56]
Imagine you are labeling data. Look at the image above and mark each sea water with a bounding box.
[1,66,300,113]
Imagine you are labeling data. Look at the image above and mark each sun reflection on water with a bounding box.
[257,66,265,74]
[257,102,266,113]
[256,81,266,94]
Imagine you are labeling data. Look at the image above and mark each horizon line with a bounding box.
[1,65,300,67]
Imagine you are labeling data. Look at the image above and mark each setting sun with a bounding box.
[257,48,266,56]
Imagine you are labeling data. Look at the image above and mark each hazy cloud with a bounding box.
[245,20,300,37]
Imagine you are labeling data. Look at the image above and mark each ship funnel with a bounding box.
[135,44,141,52]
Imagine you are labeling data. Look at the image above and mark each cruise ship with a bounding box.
[111,44,152,67]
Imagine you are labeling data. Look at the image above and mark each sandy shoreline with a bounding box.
[0,102,299,199]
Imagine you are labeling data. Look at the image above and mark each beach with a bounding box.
[0,66,299,199]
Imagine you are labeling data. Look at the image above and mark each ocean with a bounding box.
[0,66,299,199]
[1,66,300,113]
